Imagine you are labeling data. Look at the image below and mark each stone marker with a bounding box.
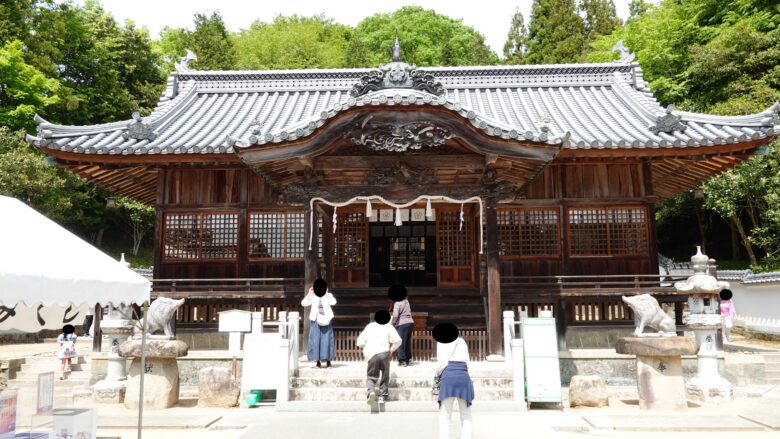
[569,375,608,408]
[198,367,239,407]
[616,336,698,411]
[120,339,189,410]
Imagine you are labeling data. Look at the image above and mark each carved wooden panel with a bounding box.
[248,211,305,259]
[498,208,560,258]
[437,207,474,285]
[163,212,239,260]
[568,206,648,256]
[332,209,368,286]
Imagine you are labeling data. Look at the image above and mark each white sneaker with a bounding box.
[378,396,385,404]
[367,391,377,405]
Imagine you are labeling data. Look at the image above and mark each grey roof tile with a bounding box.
[27,62,780,155]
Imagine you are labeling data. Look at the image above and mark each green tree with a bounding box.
[189,12,238,70]
[0,40,59,131]
[113,197,155,256]
[628,0,653,20]
[234,15,354,69]
[587,0,780,269]
[349,6,498,67]
[503,7,528,64]
[525,0,586,64]
[580,0,621,41]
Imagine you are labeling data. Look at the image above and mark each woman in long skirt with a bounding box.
[433,323,474,439]
[301,278,336,368]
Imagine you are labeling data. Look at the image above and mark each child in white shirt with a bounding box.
[357,310,401,404]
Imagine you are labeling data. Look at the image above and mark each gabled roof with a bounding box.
[27,62,779,156]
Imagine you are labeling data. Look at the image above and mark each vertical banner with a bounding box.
[37,372,55,414]
[0,390,18,439]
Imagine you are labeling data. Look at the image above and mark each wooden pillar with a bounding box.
[92,303,102,353]
[555,298,568,351]
[485,198,502,356]
[319,205,333,284]
[303,203,320,353]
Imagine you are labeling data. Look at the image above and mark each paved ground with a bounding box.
[4,338,780,438]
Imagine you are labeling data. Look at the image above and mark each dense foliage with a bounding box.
[587,0,780,269]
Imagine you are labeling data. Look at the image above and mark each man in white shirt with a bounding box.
[357,310,401,405]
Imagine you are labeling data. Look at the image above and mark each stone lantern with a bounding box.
[674,246,733,403]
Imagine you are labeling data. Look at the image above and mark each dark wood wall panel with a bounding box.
[157,263,239,279]
[525,162,647,200]
[163,168,276,207]
[564,258,654,276]
[246,262,305,278]
[499,260,564,277]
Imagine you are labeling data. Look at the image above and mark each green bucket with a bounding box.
[245,390,264,407]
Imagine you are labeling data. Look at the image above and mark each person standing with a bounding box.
[57,324,77,380]
[83,306,94,337]
[301,278,336,368]
[357,310,401,405]
[389,284,414,366]
[433,323,474,439]
[719,289,736,343]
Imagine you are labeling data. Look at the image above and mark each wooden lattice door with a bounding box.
[332,209,368,287]
[437,206,476,285]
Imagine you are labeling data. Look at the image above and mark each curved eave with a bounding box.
[232,102,563,166]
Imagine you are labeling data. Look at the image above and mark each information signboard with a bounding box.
[0,390,17,439]
[37,372,54,414]
[521,317,562,404]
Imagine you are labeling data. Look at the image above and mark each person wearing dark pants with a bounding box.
[83,307,94,337]
[389,284,414,366]
[357,310,401,405]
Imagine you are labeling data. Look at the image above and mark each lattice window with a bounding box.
[334,211,367,268]
[163,212,238,260]
[438,210,472,267]
[249,212,305,259]
[568,207,648,256]
[498,209,560,257]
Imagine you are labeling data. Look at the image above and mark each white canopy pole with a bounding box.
[137,301,149,439]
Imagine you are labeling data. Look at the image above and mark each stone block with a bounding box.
[197,367,239,408]
[119,339,188,358]
[615,336,698,357]
[568,375,608,407]
[637,355,687,411]
[124,357,179,409]
[93,380,125,404]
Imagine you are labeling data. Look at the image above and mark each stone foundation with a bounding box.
[124,357,180,409]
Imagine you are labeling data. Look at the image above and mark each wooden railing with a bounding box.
[152,277,304,299]
[501,273,688,292]
[333,330,488,362]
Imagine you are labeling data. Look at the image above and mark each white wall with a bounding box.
[731,282,780,335]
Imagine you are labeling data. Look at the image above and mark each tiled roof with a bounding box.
[718,270,780,284]
[27,62,779,156]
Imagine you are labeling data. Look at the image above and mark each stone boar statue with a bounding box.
[622,294,676,336]
[134,297,185,339]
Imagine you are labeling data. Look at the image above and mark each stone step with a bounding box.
[14,370,90,381]
[290,377,513,389]
[17,363,90,376]
[8,377,91,389]
[20,355,87,365]
[290,387,513,402]
[295,364,511,379]
[763,354,780,364]
[763,363,780,373]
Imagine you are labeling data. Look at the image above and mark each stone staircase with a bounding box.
[765,353,780,385]
[5,355,92,414]
[290,362,513,402]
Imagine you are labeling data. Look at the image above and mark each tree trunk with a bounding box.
[729,222,741,261]
[694,204,707,254]
[95,228,104,247]
[730,213,757,266]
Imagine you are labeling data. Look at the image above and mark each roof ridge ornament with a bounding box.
[175,50,198,72]
[346,115,453,153]
[123,112,156,141]
[612,40,636,63]
[650,104,687,134]
[351,37,444,97]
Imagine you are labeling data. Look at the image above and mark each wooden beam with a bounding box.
[314,154,486,170]
[303,203,320,354]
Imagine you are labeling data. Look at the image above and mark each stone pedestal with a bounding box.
[615,337,698,411]
[119,339,188,410]
[686,341,734,404]
[93,313,133,404]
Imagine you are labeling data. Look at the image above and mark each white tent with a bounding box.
[0,196,149,308]
[0,195,151,439]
